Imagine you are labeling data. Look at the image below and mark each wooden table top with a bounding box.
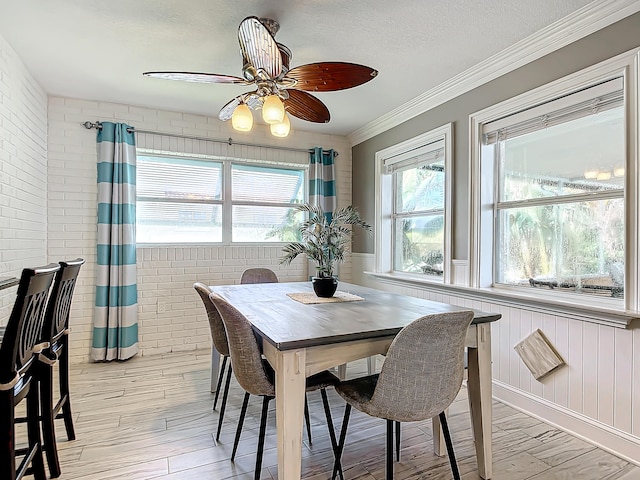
[211,281,501,351]
[0,277,19,291]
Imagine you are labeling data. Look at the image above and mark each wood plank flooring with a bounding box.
[17,350,640,479]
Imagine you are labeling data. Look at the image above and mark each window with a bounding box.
[136,154,306,244]
[470,50,640,312]
[137,156,223,243]
[231,163,305,242]
[375,124,453,282]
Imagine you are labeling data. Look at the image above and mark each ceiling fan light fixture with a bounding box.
[262,94,285,124]
[231,103,253,132]
[270,113,291,137]
[144,16,377,130]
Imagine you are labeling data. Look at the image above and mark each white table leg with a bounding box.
[367,356,376,374]
[210,344,220,393]
[275,348,306,480]
[467,323,493,479]
[431,408,447,457]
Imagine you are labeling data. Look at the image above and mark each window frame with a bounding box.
[469,48,640,313]
[136,152,308,246]
[374,123,453,284]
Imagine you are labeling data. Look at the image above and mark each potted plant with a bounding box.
[280,203,372,297]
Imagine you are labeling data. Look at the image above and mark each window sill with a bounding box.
[136,242,290,248]
[365,271,639,329]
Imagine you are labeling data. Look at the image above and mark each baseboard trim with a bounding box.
[493,380,640,466]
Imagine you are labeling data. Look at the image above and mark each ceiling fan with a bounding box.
[143,16,378,136]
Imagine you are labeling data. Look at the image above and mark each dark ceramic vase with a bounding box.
[312,276,338,298]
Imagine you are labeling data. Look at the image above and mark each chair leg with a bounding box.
[213,355,228,410]
[215,364,234,441]
[254,396,271,480]
[386,420,394,480]
[231,392,250,461]
[0,392,17,480]
[58,340,75,441]
[304,393,312,445]
[332,404,351,480]
[27,377,47,480]
[320,389,344,480]
[395,421,401,462]
[439,411,460,480]
[40,362,62,477]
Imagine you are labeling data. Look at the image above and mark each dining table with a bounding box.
[210,281,501,480]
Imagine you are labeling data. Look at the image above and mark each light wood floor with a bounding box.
[20,350,640,479]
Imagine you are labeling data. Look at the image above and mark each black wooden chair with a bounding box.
[38,258,84,478]
[0,263,60,480]
[210,292,341,480]
[331,311,474,480]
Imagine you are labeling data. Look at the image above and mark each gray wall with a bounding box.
[352,12,640,257]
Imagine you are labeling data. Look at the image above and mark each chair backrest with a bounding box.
[193,283,229,356]
[370,310,474,422]
[240,268,279,284]
[0,264,60,385]
[209,292,275,397]
[43,258,85,343]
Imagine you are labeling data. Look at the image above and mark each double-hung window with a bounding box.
[375,124,453,282]
[486,78,625,298]
[471,48,640,314]
[137,156,223,243]
[230,163,305,242]
[136,154,306,244]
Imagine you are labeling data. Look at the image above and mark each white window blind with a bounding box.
[231,163,304,204]
[137,156,223,203]
[384,140,445,174]
[483,77,624,145]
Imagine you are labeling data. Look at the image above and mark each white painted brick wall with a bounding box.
[0,33,48,321]
[47,97,352,363]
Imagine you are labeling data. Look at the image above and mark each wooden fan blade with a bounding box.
[238,17,282,80]
[285,62,378,92]
[143,71,248,85]
[283,90,330,123]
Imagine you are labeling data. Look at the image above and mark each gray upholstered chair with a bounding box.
[332,310,474,480]
[239,266,317,445]
[193,283,232,441]
[240,267,279,284]
[209,292,341,480]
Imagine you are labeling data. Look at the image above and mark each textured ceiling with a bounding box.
[0,0,597,137]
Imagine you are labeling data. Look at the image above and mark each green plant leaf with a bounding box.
[278,203,372,278]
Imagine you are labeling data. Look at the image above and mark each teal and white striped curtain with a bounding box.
[309,147,336,221]
[91,122,139,362]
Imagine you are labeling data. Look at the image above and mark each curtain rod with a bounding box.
[81,121,337,157]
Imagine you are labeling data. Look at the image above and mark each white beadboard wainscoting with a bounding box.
[351,252,640,465]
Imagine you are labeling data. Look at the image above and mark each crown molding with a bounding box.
[347,0,640,146]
